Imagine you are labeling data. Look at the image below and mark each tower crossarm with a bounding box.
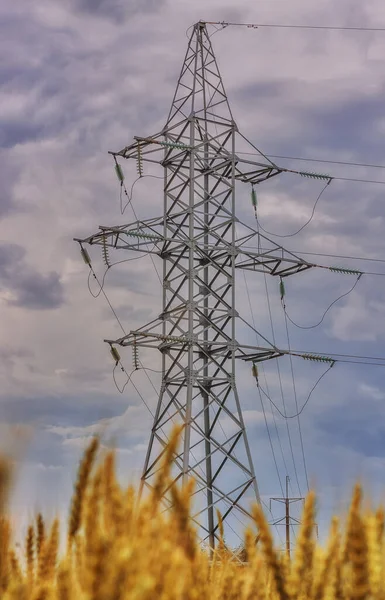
[76,216,317,278]
[75,217,187,256]
[235,344,284,363]
[110,135,283,187]
[235,247,315,277]
[106,330,284,365]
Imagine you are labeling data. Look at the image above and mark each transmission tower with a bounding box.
[76,20,318,551]
[270,476,304,559]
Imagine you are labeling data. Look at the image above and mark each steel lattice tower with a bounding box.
[77,21,314,550]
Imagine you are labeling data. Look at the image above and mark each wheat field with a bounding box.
[0,425,383,599]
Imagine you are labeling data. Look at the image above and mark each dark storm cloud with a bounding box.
[306,94,385,154]
[317,395,385,458]
[0,392,129,427]
[0,122,43,149]
[0,243,65,309]
[71,0,166,22]
[234,77,385,158]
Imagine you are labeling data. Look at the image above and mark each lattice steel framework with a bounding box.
[76,21,314,550]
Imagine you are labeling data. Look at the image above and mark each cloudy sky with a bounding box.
[3,0,385,549]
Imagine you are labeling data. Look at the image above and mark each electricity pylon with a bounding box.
[270,476,304,559]
[76,21,316,551]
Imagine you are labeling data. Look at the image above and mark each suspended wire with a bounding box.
[120,174,163,215]
[138,359,161,397]
[265,154,385,171]
[139,365,163,374]
[235,151,385,186]
[208,23,226,39]
[283,308,310,492]
[113,363,135,394]
[87,255,147,298]
[241,244,303,502]
[255,363,335,419]
[231,230,287,539]
[256,179,332,238]
[302,357,385,367]
[242,270,286,493]
[206,20,385,32]
[243,273,285,499]
[239,311,385,366]
[129,376,156,417]
[239,229,284,481]
[257,385,284,496]
[120,176,138,214]
[242,266,299,541]
[261,273,303,499]
[113,157,162,285]
[237,278,385,366]
[243,246,385,266]
[185,24,194,38]
[297,350,385,362]
[87,266,126,335]
[127,194,162,287]
[290,174,385,186]
[282,273,362,330]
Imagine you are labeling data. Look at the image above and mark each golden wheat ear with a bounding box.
[68,436,100,545]
[150,424,183,508]
[252,503,289,600]
[25,524,35,582]
[0,458,12,516]
[36,513,45,560]
[286,489,316,599]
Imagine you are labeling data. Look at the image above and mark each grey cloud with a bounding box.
[0,243,65,310]
[71,0,167,21]
[317,397,385,458]
[102,304,154,324]
[0,153,21,216]
[0,122,43,149]
[0,393,129,427]
[0,346,34,372]
[307,94,385,154]
[9,271,64,310]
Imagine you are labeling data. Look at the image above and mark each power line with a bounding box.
[256,365,334,419]
[238,305,385,366]
[206,20,385,32]
[236,150,385,185]
[242,269,285,496]
[288,250,385,264]
[283,308,309,493]
[255,178,331,238]
[242,266,298,540]
[261,272,303,498]
[242,245,385,270]
[265,154,385,171]
[258,386,285,496]
[88,268,126,335]
[256,266,304,498]
[240,218,299,518]
[282,274,362,330]
[298,175,385,186]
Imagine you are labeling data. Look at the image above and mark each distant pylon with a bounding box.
[270,476,304,558]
